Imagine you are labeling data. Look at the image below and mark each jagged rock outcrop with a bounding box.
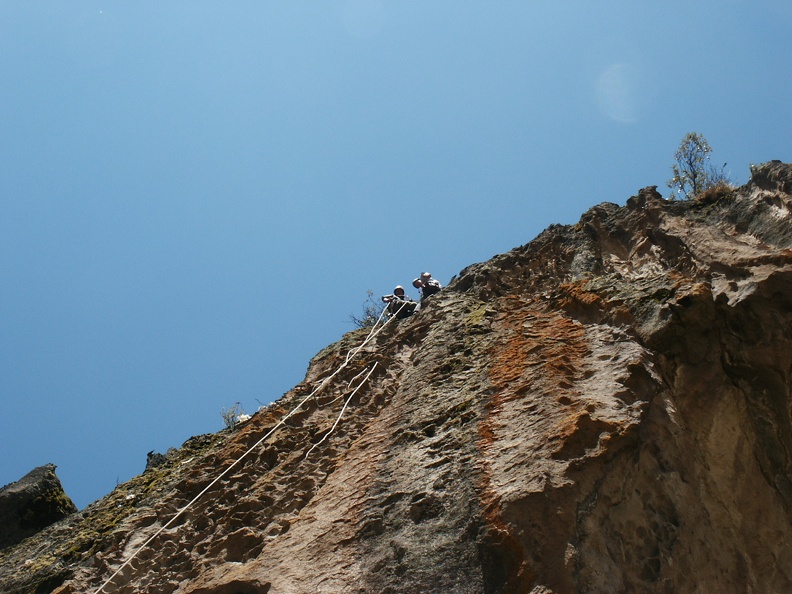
[0,465,77,552]
[1,161,791,593]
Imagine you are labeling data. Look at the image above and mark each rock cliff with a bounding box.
[2,161,792,594]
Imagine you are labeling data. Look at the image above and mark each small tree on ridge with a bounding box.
[667,132,730,199]
[349,290,385,328]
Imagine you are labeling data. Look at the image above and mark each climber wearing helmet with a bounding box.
[381,285,417,320]
[413,272,442,306]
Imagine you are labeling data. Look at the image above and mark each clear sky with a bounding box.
[2,1,790,509]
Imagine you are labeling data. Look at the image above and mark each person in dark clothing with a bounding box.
[381,285,416,320]
[412,272,442,307]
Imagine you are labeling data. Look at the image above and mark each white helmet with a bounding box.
[394,285,405,294]
[421,272,432,279]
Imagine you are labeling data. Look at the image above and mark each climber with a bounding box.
[381,285,416,320]
[412,272,442,306]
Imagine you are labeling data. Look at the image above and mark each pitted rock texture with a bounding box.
[1,161,791,594]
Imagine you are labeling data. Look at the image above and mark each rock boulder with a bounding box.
[0,464,77,551]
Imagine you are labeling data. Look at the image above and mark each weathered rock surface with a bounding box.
[2,161,792,593]
[0,465,77,552]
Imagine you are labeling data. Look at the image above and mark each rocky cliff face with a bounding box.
[2,161,792,594]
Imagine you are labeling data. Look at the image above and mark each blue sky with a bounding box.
[1,1,790,509]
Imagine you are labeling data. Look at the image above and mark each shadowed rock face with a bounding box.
[1,161,791,594]
[0,465,77,552]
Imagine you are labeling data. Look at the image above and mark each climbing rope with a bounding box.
[93,301,404,594]
[304,362,378,459]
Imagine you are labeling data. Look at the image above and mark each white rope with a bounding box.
[344,304,387,363]
[304,362,378,459]
[93,302,400,594]
[324,366,372,406]
[347,366,371,388]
